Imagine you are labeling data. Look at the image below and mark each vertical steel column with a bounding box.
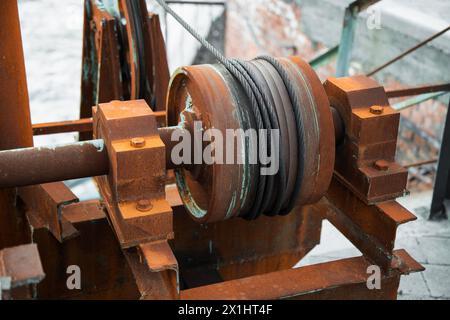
[335,0,380,77]
[430,99,450,220]
[0,1,33,150]
[0,0,34,248]
[336,4,358,77]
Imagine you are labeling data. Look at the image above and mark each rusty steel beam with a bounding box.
[19,182,80,242]
[181,249,423,300]
[0,244,45,299]
[0,140,109,188]
[26,199,142,299]
[32,118,93,136]
[0,128,179,188]
[0,1,33,150]
[0,0,35,250]
[386,83,450,98]
[32,111,167,136]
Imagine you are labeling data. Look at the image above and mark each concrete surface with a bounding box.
[297,0,450,86]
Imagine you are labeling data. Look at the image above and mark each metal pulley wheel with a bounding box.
[167,56,335,223]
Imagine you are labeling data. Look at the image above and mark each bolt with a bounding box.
[369,105,384,115]
[374,159,389,171]
[130,137,146,148]
[136,199,153,212]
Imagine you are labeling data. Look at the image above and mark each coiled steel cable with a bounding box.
[156,0,304,218]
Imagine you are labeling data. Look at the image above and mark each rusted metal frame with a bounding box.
[79,0,95,122]
[0,1,34,151]
[118,0,170,111]
[386,83,450,99]
[0,0,35,251]
[97,17,123,104]
[324,76,409,204]
[321,74,421,278]
[146,11,171,112]
[124,241,179,299]
[140,3,157,107]
[322,178,416,271]
[119,0,171,112]
[180,249,423,300]
[19,183,80,242]
[367,25,450,77]
[93,100,173,248]
[32,118,93,136]
[81,0,170,112]
[430,98,450,220]
[26,199,141,299]
[170,204,322,286]
[336,0,381,77]
[0,244,45,300]
[93,100,177,298]
[80,0,123,140]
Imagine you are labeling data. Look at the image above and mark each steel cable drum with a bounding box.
[166,56,335,224]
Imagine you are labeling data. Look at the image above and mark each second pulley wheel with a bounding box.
[167,56,335,223]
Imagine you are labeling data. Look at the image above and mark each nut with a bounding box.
[130,137,146,148]
[369,105,384,115]
[136,199,153,212]
[373,159,389,171]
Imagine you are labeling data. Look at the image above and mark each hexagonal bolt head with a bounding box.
[136,199,153,212]
[373,159,390,171]
[130,137,146,148]
[369,105,384,115]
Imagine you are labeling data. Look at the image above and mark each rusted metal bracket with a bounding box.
[324,75,408,204]
[322,177,416,271]
[181,249,423,300]
[0,244,45,300]
[93,99,176,298]
[124,240,179,299]
[19,182,80,242]
[319,75,421,277]
[93,100,173,248]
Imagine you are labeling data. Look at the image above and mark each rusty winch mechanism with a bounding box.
[0,0,423,300]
